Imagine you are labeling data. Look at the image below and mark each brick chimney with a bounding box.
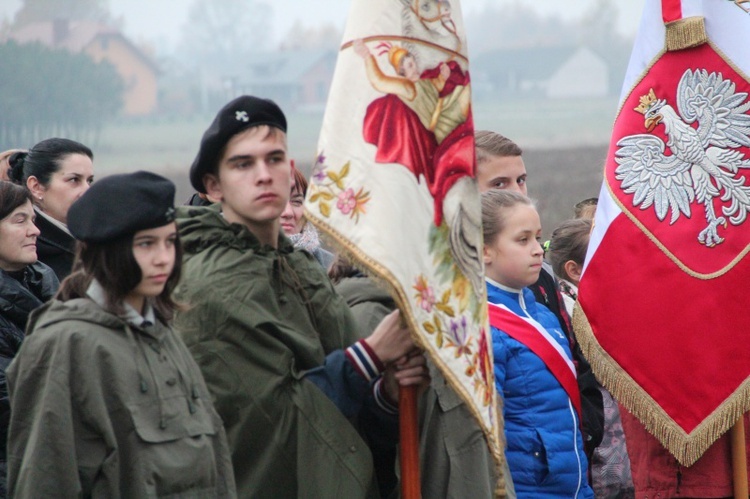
[52,18,70,46]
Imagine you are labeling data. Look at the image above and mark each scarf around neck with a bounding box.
[288,222,321,254]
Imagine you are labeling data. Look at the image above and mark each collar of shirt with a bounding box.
[86,278,156,329]
[35,206,72,236]
[485,276,528,312]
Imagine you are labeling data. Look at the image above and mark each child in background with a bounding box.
[548,219,592,316]
[573,198,598,220]
[482,189,593,498]
[549,218,634,499]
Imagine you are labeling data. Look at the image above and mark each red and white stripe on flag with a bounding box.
[303,0,504,488]
[575,0,750,466]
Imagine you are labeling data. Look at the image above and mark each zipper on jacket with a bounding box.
[569,399,583,498]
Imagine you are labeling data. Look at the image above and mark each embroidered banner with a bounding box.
[575,0,750,465]
[304,0,503,486]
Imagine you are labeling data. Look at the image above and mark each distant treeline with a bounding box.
[0,41,123,149]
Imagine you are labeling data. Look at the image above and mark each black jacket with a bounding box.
[34,212,76,281]
[0,262,58,495]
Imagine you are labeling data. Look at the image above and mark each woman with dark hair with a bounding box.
[279,164,335,269]
[0,181,59,496]
[8,138,94,280]
[6,171,235,497]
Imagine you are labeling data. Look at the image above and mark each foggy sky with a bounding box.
[1,0,646,52]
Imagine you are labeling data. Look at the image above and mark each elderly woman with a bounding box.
[0,181,59,496]
[279,165,334,269]
[8,138,94,280]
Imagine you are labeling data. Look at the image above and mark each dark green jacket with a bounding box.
[334,275,396,341]
[6,298,235,498]
[174,205,380,498]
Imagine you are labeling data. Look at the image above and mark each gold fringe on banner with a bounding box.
[573,302,750,466]
[665,16,708,51]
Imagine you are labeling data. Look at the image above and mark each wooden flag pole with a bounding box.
[731,415,748,499]
[399,385,420,499]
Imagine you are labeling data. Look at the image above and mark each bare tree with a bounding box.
[465,2,578,54]
[578,0,624,47]
[178,0,273,74]
[278,21,340,52]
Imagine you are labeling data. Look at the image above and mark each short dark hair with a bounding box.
[8,138,93,187]
[475,130,523,164]
[57,235,183,322]
[0,181,33,220]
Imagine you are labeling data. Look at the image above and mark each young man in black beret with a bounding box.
[173,95,427,497]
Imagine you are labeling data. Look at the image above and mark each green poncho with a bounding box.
[174,205,380,498]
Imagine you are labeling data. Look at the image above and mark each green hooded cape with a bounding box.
[174,205,380,498]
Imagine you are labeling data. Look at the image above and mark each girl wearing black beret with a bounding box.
[5,171,236,497]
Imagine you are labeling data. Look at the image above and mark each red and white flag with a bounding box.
[575,0,750,465]
[304,0,504,486]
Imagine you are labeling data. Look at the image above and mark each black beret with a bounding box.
[68,171,176,243]
[189,95,287,193]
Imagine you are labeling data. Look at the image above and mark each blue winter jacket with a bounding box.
[488,279,593,498]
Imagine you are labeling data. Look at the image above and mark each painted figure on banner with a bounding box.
[351,1,483,309]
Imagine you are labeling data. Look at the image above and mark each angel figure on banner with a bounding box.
[352,3,484,304]
[352,37,472,223]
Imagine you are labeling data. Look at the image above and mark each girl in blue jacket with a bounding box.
[482,189,593,498]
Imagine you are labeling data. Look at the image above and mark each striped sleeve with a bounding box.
[345,339,385,382]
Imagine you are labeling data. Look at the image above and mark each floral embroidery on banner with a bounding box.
[308,152,371,221]
[413,271,493,407]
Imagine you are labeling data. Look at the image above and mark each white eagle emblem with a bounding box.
[615,69,750,247]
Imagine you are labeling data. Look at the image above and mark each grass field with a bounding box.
[89,95,618,238]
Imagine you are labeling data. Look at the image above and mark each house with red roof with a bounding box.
[6,19,159,116]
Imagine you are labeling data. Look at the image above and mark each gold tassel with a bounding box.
[493,396,507,498]
[665,16,708,51]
